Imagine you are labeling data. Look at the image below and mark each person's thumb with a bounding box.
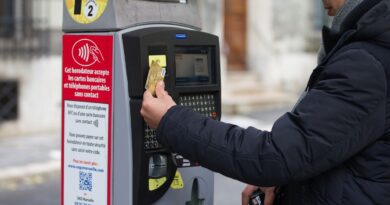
[144,89,153,100]
[155,81,166,98]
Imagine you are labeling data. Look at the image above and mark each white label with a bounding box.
[84,1,98,19]
[64,100,109,205]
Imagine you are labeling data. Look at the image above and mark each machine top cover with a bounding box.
[62,0,201,32]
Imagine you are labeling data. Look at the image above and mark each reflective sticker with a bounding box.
[66,0,108,24]
[149,177,167,191]
[170,170,184,189]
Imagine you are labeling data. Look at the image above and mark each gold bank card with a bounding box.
[145,59,166,96]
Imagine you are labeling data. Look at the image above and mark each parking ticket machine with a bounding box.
[123,28,220,205]
[61,1,220,205]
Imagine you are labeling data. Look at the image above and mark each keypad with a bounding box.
[179,94,217,118]
[144,125,163,150]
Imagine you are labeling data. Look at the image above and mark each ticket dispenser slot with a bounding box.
[123,27,220,205]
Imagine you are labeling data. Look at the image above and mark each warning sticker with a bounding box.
[65,0,108,24]
[149,177,167,191]
[170,170,184,189]
[62,35,113,205]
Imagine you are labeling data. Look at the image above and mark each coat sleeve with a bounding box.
[156,49,387,187]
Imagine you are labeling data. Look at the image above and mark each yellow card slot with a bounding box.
[148,55,167,67]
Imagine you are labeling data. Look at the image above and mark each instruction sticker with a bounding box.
[62,35,113,205]
[66,0,108,24]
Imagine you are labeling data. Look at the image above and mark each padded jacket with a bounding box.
[156,0,390,204]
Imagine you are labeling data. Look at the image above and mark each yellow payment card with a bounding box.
[145,55,167,96]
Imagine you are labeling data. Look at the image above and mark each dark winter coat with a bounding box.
[156,0,390,204]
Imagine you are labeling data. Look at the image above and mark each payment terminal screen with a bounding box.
[175,47,212,85]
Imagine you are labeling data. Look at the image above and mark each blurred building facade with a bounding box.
[0,0,62,137]
[235,0,327,90]
[200,0,328,113]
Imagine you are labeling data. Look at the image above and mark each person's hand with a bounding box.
[140,81,176,129]
[242,184,276,205]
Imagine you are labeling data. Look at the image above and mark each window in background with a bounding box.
[0,0,14,38]
[0,80,18,122]
[0,0,58,57]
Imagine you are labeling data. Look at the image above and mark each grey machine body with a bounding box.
[63,0,216,204]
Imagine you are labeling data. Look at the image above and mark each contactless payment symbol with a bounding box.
[71,39,104,67]
[66,0,108,24]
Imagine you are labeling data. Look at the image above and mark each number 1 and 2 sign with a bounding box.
[66,0,108,24]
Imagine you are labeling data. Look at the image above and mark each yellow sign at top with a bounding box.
[66,0,108,24]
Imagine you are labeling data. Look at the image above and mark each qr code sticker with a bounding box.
[79,171,92,191]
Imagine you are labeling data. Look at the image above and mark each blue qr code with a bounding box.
[79,171,92,191]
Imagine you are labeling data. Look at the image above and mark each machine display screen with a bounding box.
[175,47,213,85]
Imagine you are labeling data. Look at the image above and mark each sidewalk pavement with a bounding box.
[0,132,61,183]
